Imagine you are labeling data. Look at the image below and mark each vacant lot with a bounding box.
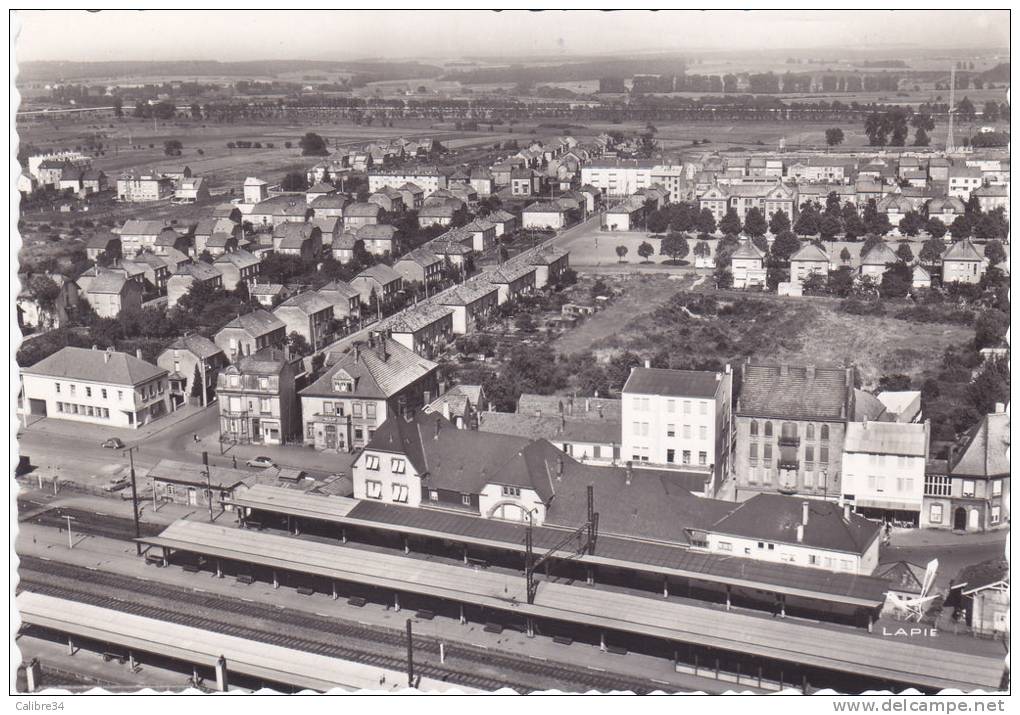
[555,274,971,388]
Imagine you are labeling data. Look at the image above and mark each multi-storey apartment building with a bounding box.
[621,365,733,490]
[733,361,855,501]
[214,309,287,363]
[580,158,657,197]
[368,166,448,196]
[840,420,930,525]
[216,347,298,446]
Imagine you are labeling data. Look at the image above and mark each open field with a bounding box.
[549,273,972,388]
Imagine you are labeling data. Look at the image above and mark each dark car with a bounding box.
[101,438,125,449]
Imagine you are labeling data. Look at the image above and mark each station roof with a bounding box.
[138,520,1002,691]
[225,485,889,608]
[16,591,473,693]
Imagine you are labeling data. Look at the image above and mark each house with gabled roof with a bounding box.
[368,188,405,214]
[317,280,362,328]
[119,219,172,257]
[941,238,986,284]
[926,196,966,226]
[461,218,497,251]
[82,270,143,318]
[214,249,261,292]
[166,261,223,309]
[351,264,403,309]
[343,202,382,229]
[355,223,398,256]
[174,176,209,203]
[393,247,443,289]
[486,262,537,305]
[274,291,335,352]
[305,181,337,205]
[418,200,462,228]
[733,360,855,501]
[527,246,570,288]
[487,209,517,237]
[310,193,350,218]
[378,303,454,358]
[953,559,1009,635]
[249,196,312,228]
[273,222,322,260]
[396,182,424,211]
[214,309,287,362]
[299,335,439,451]
[859,243,899,281]
[157,334,227,408]
[522,201,568,230]
[790,243,831,285]
[85,233,121,263]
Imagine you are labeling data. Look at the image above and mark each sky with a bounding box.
[13,10,1011,64]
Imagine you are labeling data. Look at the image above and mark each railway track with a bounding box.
[24,506,165,541]
[18,556,675,694]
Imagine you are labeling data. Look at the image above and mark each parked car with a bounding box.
[246,456,275,469]
[103,476,130,492]
[101,437,125,449]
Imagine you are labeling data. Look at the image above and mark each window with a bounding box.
[364,455,380,470]
[353,402,363,417]
[718,542,732,552]
[501,485,521,497]
[763,469,772,485]
[69,384,76,395]
[683,400,691,415]
[808,555,819,566]
[101,389,107,399]
[757,541,765,550]
[763,444,772,463]
[806,424,814,440]
[805,445,814,464]
[632,421,641,436]
[366,403,377,419]
[429,490,439,503]
[391,458,406,474]
[259,397,271,414]
[749,420,758,437]
[698,451,707,466]
[767,543,775,551]
[391,483,409,503]
[819,446,829,463]
[929,503,943,524]
[682,450,691,465]
[461,494,471,506]
[699,401,707,416]
[924,475,951,497]
[990,506,1001,525]
[258,377,269,390]
[667,449,675,463]
[804,471,814,488]
[962,480,976,498]
[306,423,315,439]
[820,424,829,441]
[749,443,758,462]
[118,391,123,400]
[667,399,676,413]
[55,383,61,394]
[992,481,1002,497]
[683,424,691,439]
[667,424,675,437]
[323,401,333,414]
[363,480,383,499]
[764,421,773,437]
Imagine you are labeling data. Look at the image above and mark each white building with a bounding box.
[621,365,733,489]
[840,420,930,525]
[581,159,657,198]
[20,346,170,429]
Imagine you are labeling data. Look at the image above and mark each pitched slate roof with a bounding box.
[478,410,620,445]
[86,232,120,249]
[731,238,765,260]
[120,219,170,236]
[436,281,499,306]
[345,202,381,218]
[737,362,851,421]
[942,238,984,262]
[302,337,437,399]
[356,224,397,241]
[306,182,337,195]
[956,559,1009,594]
[318,280,360,301]
[175,261,222,282]
[623,367,722,399]
[86,271,131,295]
[861,243,898,266]
[355,263,402,285]
[710,494,880,555]
[523,201,566,214]
[276,291,333,316]
[852,389,888,422]
[380,303,453,334]
[487,209,516,224]
[950,411,1009,477]
[311,194,350,210]
[395,247,441,268]
[844,421,927,457]
[790,243,831,263]
[164,334,223,361]
[22,346,166,385]
[220,309,285,336]
[927,196,966,214]
[250,283,284,296]
[419,203,459,218]
[517,393,622,422]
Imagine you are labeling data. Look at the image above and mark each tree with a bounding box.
[190,103,202,120]
[190,364,203,399]
[974,209,1009,241]
[163,139,183,157]
[840,247,852,265]
[615,245,628,263]
[714,266,733,289]
[771,230,802,263]
[515,313,537,333]
[112,96,123,118]
[696,208,717,238]
[637,241,655,262]
[879,262,912,298]
[895,242,914,265]
[299,132,329,156]
[842,203,865,241]
[829,266,856,297]
[982,100,1000,123]
[968,357,1009,416]
[660,232,690,264]
[152,101,176,120]
[281,172,308,192]
[861,234,885,259]
[913,128,930,147]
[898,211,924,237]
[794,204,820,236]
[974,309,1009,350]
[768,209,790,236]
[744,208,767,238]
[287,331,312,357]
[984,239,1006,266]
[878,374,912,392]
[919,238,945,267]
[863,200,891,236]
[957,96,976,123]
[925,217,947,240]
[693,240,711,262]
[825,127,845,148]
[819,213,842,241]
[949,214,972,240]
[718,207,742,237]
[646,210,670,235]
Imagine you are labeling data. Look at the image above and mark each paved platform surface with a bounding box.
[14,522,761,694]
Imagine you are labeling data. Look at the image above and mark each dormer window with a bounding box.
[333,375,353,392]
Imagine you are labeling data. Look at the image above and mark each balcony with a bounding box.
[778,435,800,447]
[312,412,348,424]
[220,409,249,418]
[778,460,800,471]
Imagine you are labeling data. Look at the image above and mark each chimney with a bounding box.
[625,460,633,486]
[442,400,451,421]
[843,503,852,521]
[434,415,442,440]
[796,524,804,543]
[136,348,143,360]
[995,402,1006,414]
[103,348,112,364]
[725,363,732,374]
[716,372,722,382]
[644,358,651,369]
[585,398,590,413]
[376,335,387,361]
[556,455,564,479]
[423,389,431,404]
[354,343,360,362]
[802,501,810,526]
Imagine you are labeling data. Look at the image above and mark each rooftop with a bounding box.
[949,409,1009,478]
[22,346,166,386]
[163,334,222,361]
[219,309,285,337]
[844,420,928,457]
[302,337,437,400]
[737,362,851,421]
[623,367,723,399]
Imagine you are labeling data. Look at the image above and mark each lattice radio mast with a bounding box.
[946,66,957,154]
